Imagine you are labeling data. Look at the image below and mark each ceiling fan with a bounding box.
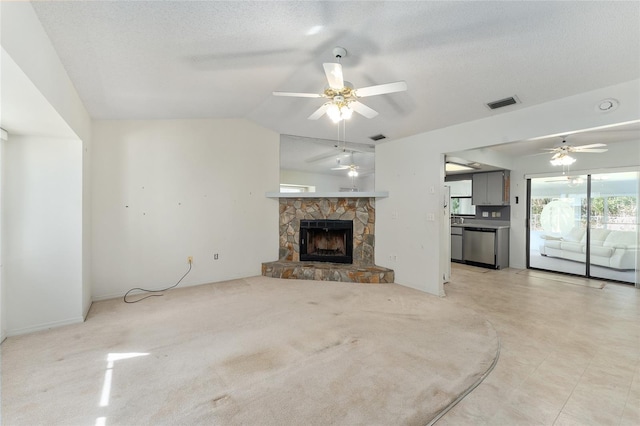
[332,156,359,175]
[273,47,407,122]
[545,138,608,166]
[330,153,373,177]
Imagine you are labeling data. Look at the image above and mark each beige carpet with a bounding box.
[2,276,499,425]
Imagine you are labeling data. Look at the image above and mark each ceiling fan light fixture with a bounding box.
[327,103,341,122]
[326,102,353,123]
[550,154,576,166]
[341,104,353,120]
[348,169,358,177]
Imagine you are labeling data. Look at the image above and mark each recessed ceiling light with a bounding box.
[596,98,619,112]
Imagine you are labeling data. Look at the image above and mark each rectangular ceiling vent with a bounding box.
[486,96,519,110]
[369,134,386,141]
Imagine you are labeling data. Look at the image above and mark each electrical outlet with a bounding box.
[187,256,193,264]
[214,253,219,260]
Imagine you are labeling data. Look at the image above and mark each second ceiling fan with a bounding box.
[273,47,407,122]
[545,138,608,166]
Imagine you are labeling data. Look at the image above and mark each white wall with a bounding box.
[0,136,5,341]
[3,136,84,335]
[82,132,92,316]
[1,1,93,334]
[280,169,374,192]
[91,119,279,300]
[375,141,446,295]
[376,79,640,296]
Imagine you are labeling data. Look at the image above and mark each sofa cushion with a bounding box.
[590,245,614,257]
[563,227,586,242]
[544,240,562,249]
[560,241,584,253]
[603,230,638,249]
[590,228,612,244]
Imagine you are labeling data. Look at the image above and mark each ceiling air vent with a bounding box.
[486,96,519,110]
[369,134,386,141]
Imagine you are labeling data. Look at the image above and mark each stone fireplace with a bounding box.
[262,196,394,283]
[300,219,353,264]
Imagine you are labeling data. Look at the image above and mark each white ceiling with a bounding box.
[30,0,640,152]
[1,48,77,140]
[443,120,640,174]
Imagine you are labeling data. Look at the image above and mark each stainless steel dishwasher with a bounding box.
[463,227,496,266]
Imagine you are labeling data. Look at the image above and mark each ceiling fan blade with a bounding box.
[573,148,608,153]
[323,63,344,90]
[571,143,607,150]
[354,81,407,97]
[308,104,330,120]
[331,166,349,170]
[350,101,379,119]
[305,150,348,164]
[273,91,322,98]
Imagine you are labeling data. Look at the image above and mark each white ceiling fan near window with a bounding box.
[546,138,608,166]
[273,47,407,123]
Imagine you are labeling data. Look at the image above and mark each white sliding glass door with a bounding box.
[530,175,588,276]
[588,172,639,284]
[528,171,639,285]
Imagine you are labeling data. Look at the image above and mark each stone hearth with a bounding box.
[262,261,394,283]
[262,196,394,284]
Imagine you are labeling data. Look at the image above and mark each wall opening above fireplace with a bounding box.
[300,220,353,264]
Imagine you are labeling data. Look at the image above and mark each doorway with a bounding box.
[527,171,639,285]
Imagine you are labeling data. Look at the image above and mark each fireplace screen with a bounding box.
[300,220,353,264]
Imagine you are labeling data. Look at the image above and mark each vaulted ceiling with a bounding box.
[30,1,640,150]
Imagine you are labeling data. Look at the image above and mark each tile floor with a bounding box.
[438,264,639,425]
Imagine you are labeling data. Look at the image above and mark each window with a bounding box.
[448,180,476,216]
[279,184,315,193]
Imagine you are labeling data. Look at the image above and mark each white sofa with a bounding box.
[539,227,638,270]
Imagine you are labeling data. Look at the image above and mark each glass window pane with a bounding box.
[449,180,472,197]
[529,175,588,275]
[588,171,638,284]
[452,197,475,215]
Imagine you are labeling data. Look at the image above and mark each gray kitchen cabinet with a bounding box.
[451,226,463,261]
[472,171,510,205]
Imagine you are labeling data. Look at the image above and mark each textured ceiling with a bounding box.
[31,1,640,150]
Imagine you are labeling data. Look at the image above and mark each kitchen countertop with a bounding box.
[451,222,510,230]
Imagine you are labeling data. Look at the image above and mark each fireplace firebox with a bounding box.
[300,220,353,264]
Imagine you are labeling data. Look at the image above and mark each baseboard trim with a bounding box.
[83,301,93,320]
[6,316,85,337]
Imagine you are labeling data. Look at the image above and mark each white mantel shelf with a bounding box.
[266,191,389,199]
